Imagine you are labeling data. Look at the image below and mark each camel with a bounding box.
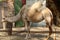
[3,1,53,40]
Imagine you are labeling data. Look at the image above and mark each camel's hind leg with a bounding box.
[45,17,53,40]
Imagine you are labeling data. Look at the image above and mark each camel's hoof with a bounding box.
[25,37,31,39]
[44,38,49,40]
[25,37,31,40]
[44,36,50,40]
[25,35,31,40]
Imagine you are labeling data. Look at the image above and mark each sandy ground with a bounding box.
[0,26,60,40]
[0,33,60,40]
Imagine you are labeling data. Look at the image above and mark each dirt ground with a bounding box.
[0,33,60,40]
[0,26,60,40]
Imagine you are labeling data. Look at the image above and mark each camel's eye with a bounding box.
[41,4,43,6]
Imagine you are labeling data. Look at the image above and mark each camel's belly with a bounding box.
[27,13,43,23]
[30,18,43,23]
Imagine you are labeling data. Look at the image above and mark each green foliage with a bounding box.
[0,0,7,2]
[0,0,2,1]
[0,0,5,2]
[14,0,24,27]
[14,0,22,15]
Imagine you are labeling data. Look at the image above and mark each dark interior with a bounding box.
[54,0,60,11]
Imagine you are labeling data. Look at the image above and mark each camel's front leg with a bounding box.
[22,18,31,39]
[26,21,31,39]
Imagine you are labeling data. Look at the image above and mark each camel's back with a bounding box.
[30,1,42,10]
[27,1,42,18]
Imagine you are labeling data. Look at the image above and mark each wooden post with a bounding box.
[54,27,56,40]
[13,22,15,27]
[1,7,6,30]
[6,22,12,35]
